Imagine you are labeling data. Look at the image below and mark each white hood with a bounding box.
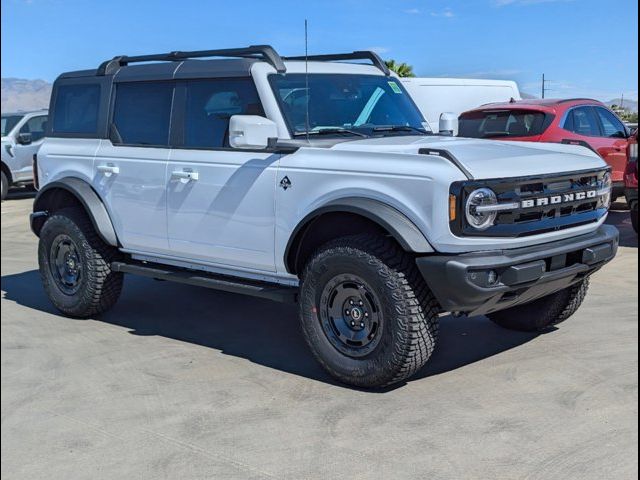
[330,135,607,180]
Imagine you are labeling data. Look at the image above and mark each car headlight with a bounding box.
[465,188,498,230]
[600,172,612,209]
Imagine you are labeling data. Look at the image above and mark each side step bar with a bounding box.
[111,261,298,304]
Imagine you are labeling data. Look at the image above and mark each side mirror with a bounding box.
[16,132,32,145]
[439,112,458,136]
[229,115,278,150]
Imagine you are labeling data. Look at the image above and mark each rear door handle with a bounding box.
[96,164,119,177]
[171,170,199,182]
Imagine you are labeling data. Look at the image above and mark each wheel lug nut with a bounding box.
[345,309,350,316]
[360,322,365,328]
[359,301,363,306]
[365,313,369,317]
[350,321,355,326]
[349,300,354,305]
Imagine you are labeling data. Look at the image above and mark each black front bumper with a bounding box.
[416,225,619,317]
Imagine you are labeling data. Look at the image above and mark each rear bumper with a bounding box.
[416,224,619,317]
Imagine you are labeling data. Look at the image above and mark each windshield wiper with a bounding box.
[372,125,431,135]
[293,128,368,138]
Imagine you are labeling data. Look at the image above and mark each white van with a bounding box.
[401,78,521,134]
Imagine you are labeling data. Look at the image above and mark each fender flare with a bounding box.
[285,197,433,273]
[31,177,119,246]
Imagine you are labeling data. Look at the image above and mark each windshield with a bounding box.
[270,74,429,137]
[1,115,24,136]
[458,109,548,138]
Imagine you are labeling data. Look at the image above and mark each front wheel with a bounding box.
[488,279,590,332]
[299,234,439,388]
[38,207,123,318]
[1,170,8,201]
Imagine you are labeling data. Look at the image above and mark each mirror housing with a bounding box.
[17,132,32,145]
[229,115,278,150]
[439,112,458,136]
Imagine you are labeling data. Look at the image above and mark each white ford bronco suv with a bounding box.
[31,46,618,388]
[1,110,48,200]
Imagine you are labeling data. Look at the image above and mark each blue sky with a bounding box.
[1,0,637,101]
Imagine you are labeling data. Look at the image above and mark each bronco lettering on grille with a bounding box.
[520,190,597,209]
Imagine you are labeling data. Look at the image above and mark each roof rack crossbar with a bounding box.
[284,51,391,76]
[97,45,286,75]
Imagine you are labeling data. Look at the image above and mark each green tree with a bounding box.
[384,59,416,77]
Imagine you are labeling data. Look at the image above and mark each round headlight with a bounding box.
[465,188,498,230]
[601,172,612,209]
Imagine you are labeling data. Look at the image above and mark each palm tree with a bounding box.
[384,59,416,77]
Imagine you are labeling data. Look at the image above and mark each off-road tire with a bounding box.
[38,207,123,317]
[488,279,590,332]
[299,234,439,388]
[631,203,638,234]
[1,170,8,201]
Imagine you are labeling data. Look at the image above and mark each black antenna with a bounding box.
[305,19,310,143]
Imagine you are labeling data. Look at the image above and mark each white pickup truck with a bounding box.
[30,46,618,387]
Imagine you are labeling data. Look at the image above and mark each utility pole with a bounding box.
[621,93,624,110]
[541,73,552,99]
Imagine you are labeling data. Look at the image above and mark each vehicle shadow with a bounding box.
[606,206,637,248]
[1,269,539,390]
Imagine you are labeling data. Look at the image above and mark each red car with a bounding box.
[625,131,638,233]
[458,98,634,199]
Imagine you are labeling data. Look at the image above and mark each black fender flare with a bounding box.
[285,197,433,273]
[31,177,119,246]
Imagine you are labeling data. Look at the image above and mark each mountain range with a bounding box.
[1,77,637,114]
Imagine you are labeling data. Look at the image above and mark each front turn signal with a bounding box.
[449,194,457,222]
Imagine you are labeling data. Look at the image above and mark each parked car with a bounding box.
[1,110,48,200]
[458,99,633,200]
[625,131,638,233]
[401,77,521,135]
[31,46,617,388]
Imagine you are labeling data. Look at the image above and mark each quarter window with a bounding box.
[113,82,174,146]
[595,107,627,138]
[183,78,264,148]
[52,84,100,134]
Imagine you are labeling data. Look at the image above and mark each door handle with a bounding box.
[171,170,199,182]
[96,164,120,177]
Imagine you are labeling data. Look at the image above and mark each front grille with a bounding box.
[450,168,610,237]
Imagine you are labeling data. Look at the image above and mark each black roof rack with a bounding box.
[284,51,391,76]
[97,45,286,76]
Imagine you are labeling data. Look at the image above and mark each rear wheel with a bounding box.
[488,279,590,332]
[38,207,123,317]
[299,234,439,388]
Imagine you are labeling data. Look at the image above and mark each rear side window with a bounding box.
[183,78,264,148]
[458,109,547,138]
[595,107,627,138]
[113,82,174,146]
[52,84,100,134]
[562,107,601,136]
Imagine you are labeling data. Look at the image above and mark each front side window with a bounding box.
[562,107,601,136]
[595,107,627,138]
[184,78,264,148]
[19,115,48,142]
[458,109,547,138]
[52,84,100,134]
[113,82,173,146]
[270,74,427,137]
[1,115,24,136]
